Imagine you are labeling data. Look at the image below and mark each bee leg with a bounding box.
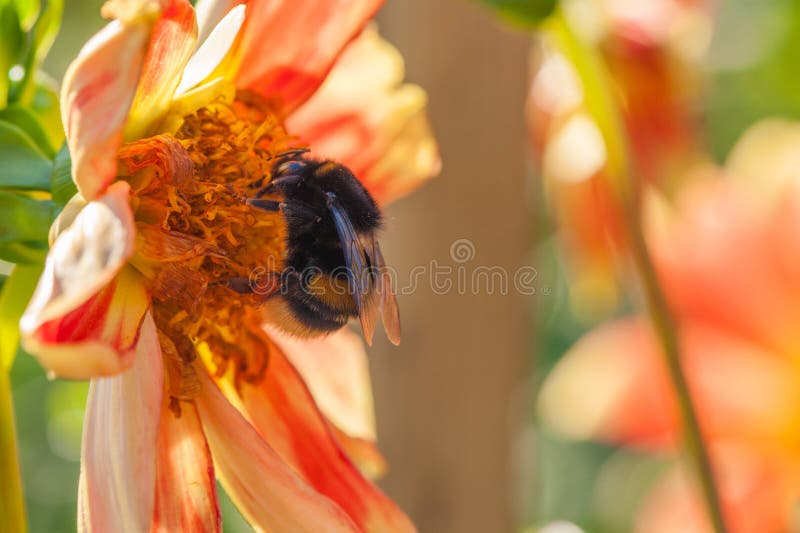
[210,277,254,294]
[246,198,282,212]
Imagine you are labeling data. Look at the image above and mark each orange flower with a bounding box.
[539,121,800,532]
[527,0,712,318]
[19,0,439,530]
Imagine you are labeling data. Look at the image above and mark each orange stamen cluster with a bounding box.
[119,91,303,407]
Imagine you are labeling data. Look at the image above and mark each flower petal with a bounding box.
[268,326,388,478]
[152,402,221,533]
[636,445,800,533]
[194,369,360,533]
[194,0,239,44]
[20,183,149,379]
[538,318,800,449]
[236,337,415,532]
[61,19,151,200]
[78,312,163,533]
[287,26,440,205]
[267,326,377,441]
[124,0,198,140]
[235,0,384,114]
[174,4,245,97]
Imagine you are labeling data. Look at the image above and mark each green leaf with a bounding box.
[12,0,38,29]
[0,0,24,107]
[0,104,54,156]
[473,0,558,27]
[0,119,52,190]
[0,241,47,264]
[50,143,75,208]
[0,190,55,244]
[10,0,63,106]
[0,262,42,368]
[30,78,62,150]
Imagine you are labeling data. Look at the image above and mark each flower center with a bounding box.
[120,91,301,408]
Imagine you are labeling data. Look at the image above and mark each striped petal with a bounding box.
[237,336,415,532]
[20,183,149,379]
[235,0,384,114]
[78,313,163,533]
[61,19,151,200]
[194,369,360,533]
[124,0,198,140]
[152,402,221,533]
[287,26,439,205]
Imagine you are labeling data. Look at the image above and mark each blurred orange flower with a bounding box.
[17,0,439,530]
[527,0,713,318]
[539,120,800,532]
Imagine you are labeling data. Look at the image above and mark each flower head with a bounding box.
[19,0,439,530]
[539,120,800,532]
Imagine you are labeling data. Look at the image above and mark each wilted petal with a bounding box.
[236,0,384,114]
[287,27,439,205]
[125,0,198,140]
[61,19,150,200]
[236,341,415,532]
[538,318,800,449]
[152,402,221,533]
[78,313,163,533]
[195,369,360,533]
[20,183,149,379]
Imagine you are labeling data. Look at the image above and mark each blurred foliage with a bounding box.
[473,0,557,28]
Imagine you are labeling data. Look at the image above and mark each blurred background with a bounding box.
[10,0,800,531]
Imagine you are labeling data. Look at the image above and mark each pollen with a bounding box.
[119,90,303,404]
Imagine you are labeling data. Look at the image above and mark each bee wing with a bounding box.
[326,193,380,345]
[366,236,401,345]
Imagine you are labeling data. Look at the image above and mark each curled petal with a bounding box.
[328,425,388,481]
[194,369,360,533]
[125,0,198,140]
[78,313,163,533]
[20,183,149,379]
[237,337,415,532]
[287,27,440,205]
[152,402,221,533]
[235,0,384,114]
[61,19,151,200]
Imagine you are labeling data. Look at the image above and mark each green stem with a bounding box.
[0,369,26,533]
[624,205,727,533]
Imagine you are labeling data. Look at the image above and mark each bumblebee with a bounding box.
[231,151,400,346]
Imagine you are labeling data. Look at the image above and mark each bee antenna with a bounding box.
[273,148,309,160]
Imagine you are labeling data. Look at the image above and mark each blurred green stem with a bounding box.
[0,369,26,533]
[625,205,727,533]
[546,7,728,532]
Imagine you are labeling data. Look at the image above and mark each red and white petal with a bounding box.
[20,182,148,379]
[287,27,440,205]
[267,326,377,442]
[78,313,163,533]
[152,402,221,533]
[235,0,384,114]
[236,340,415,532]
[194,369,360,533]
[61,19,151,200]
[124,0,198,140]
